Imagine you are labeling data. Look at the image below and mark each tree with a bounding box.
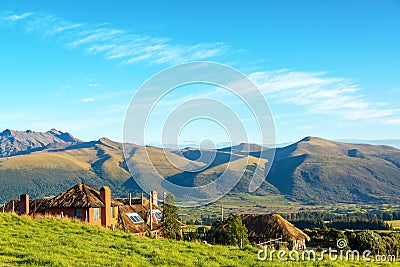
[227,215,249,247]
[210,215,249,247]
[161,193,181,239]
[348,231,386,254]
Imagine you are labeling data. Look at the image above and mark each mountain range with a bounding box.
[0,129,80,157]
[0,129,399,205]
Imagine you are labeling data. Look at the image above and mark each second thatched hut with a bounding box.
[242,213,310,250]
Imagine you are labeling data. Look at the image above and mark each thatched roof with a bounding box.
[1,198,50,214]
[242,214,310,241]
[114,197,149,206]
[118,202,162,233]
[47,182,121,208]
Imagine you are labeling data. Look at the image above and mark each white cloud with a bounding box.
[82,97,95,103]
[2,11,227,65]
[108,104,128,113]
[250,70,398,123]
[3,11,397,127]
[3,12,32,21]
[88,83,100,88]
[296,125,313,130]
[60,84,70,89]
[382,119,400,125]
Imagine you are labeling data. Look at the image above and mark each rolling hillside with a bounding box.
[0,130,399,205]
[0,213,372,267]
[0,213,262,267]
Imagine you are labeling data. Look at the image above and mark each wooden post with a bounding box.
[149,193,153,231]
[221,204,224,222]
[12,200,14,213]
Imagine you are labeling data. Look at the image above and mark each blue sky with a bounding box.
[0,1,399,145]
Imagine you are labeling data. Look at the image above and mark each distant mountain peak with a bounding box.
[1,129,13,136]
[47,128,61,135]
[218,142,268,154]
[296,136,337,147]
[300,136,313,142]
[0,129,81,158]
[299,136,323,142]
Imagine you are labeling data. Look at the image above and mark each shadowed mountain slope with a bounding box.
[0,130,399,205]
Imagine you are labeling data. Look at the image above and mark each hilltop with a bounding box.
[0,130,399,205]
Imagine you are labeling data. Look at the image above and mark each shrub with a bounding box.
[209,215,249,247]
[347,231,386,254]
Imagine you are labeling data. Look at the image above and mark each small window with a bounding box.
[75,208,81,218]
[93,208,101,220]
[111,206,115,218]
[126,212,144,223]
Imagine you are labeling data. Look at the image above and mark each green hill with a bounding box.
[0,213,379,266]
[0,213,258,266]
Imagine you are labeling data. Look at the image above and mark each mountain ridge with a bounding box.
[0,130,399,205]
[0,128,81,158]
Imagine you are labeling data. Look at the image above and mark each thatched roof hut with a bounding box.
[47,182,120,208]
[241,214,310,249]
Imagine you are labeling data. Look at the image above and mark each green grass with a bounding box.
[0,213,398,266]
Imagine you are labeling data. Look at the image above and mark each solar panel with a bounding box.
[126,212,144,223]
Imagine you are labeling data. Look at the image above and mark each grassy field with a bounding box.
[0,213,398,266]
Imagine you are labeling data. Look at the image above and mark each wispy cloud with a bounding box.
[250,70,399,122]
[88,83,100,88]
[2,12,32,21]
[296,125,313,130]
[1,11,228,65]
[2,11,398,128]
[60,84,70,90]
[382,119,400,125]
[108,104,128,113]
[82,97,95,103]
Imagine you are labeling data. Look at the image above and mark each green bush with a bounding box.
[209,215,249,248]
[348,231,386,254]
